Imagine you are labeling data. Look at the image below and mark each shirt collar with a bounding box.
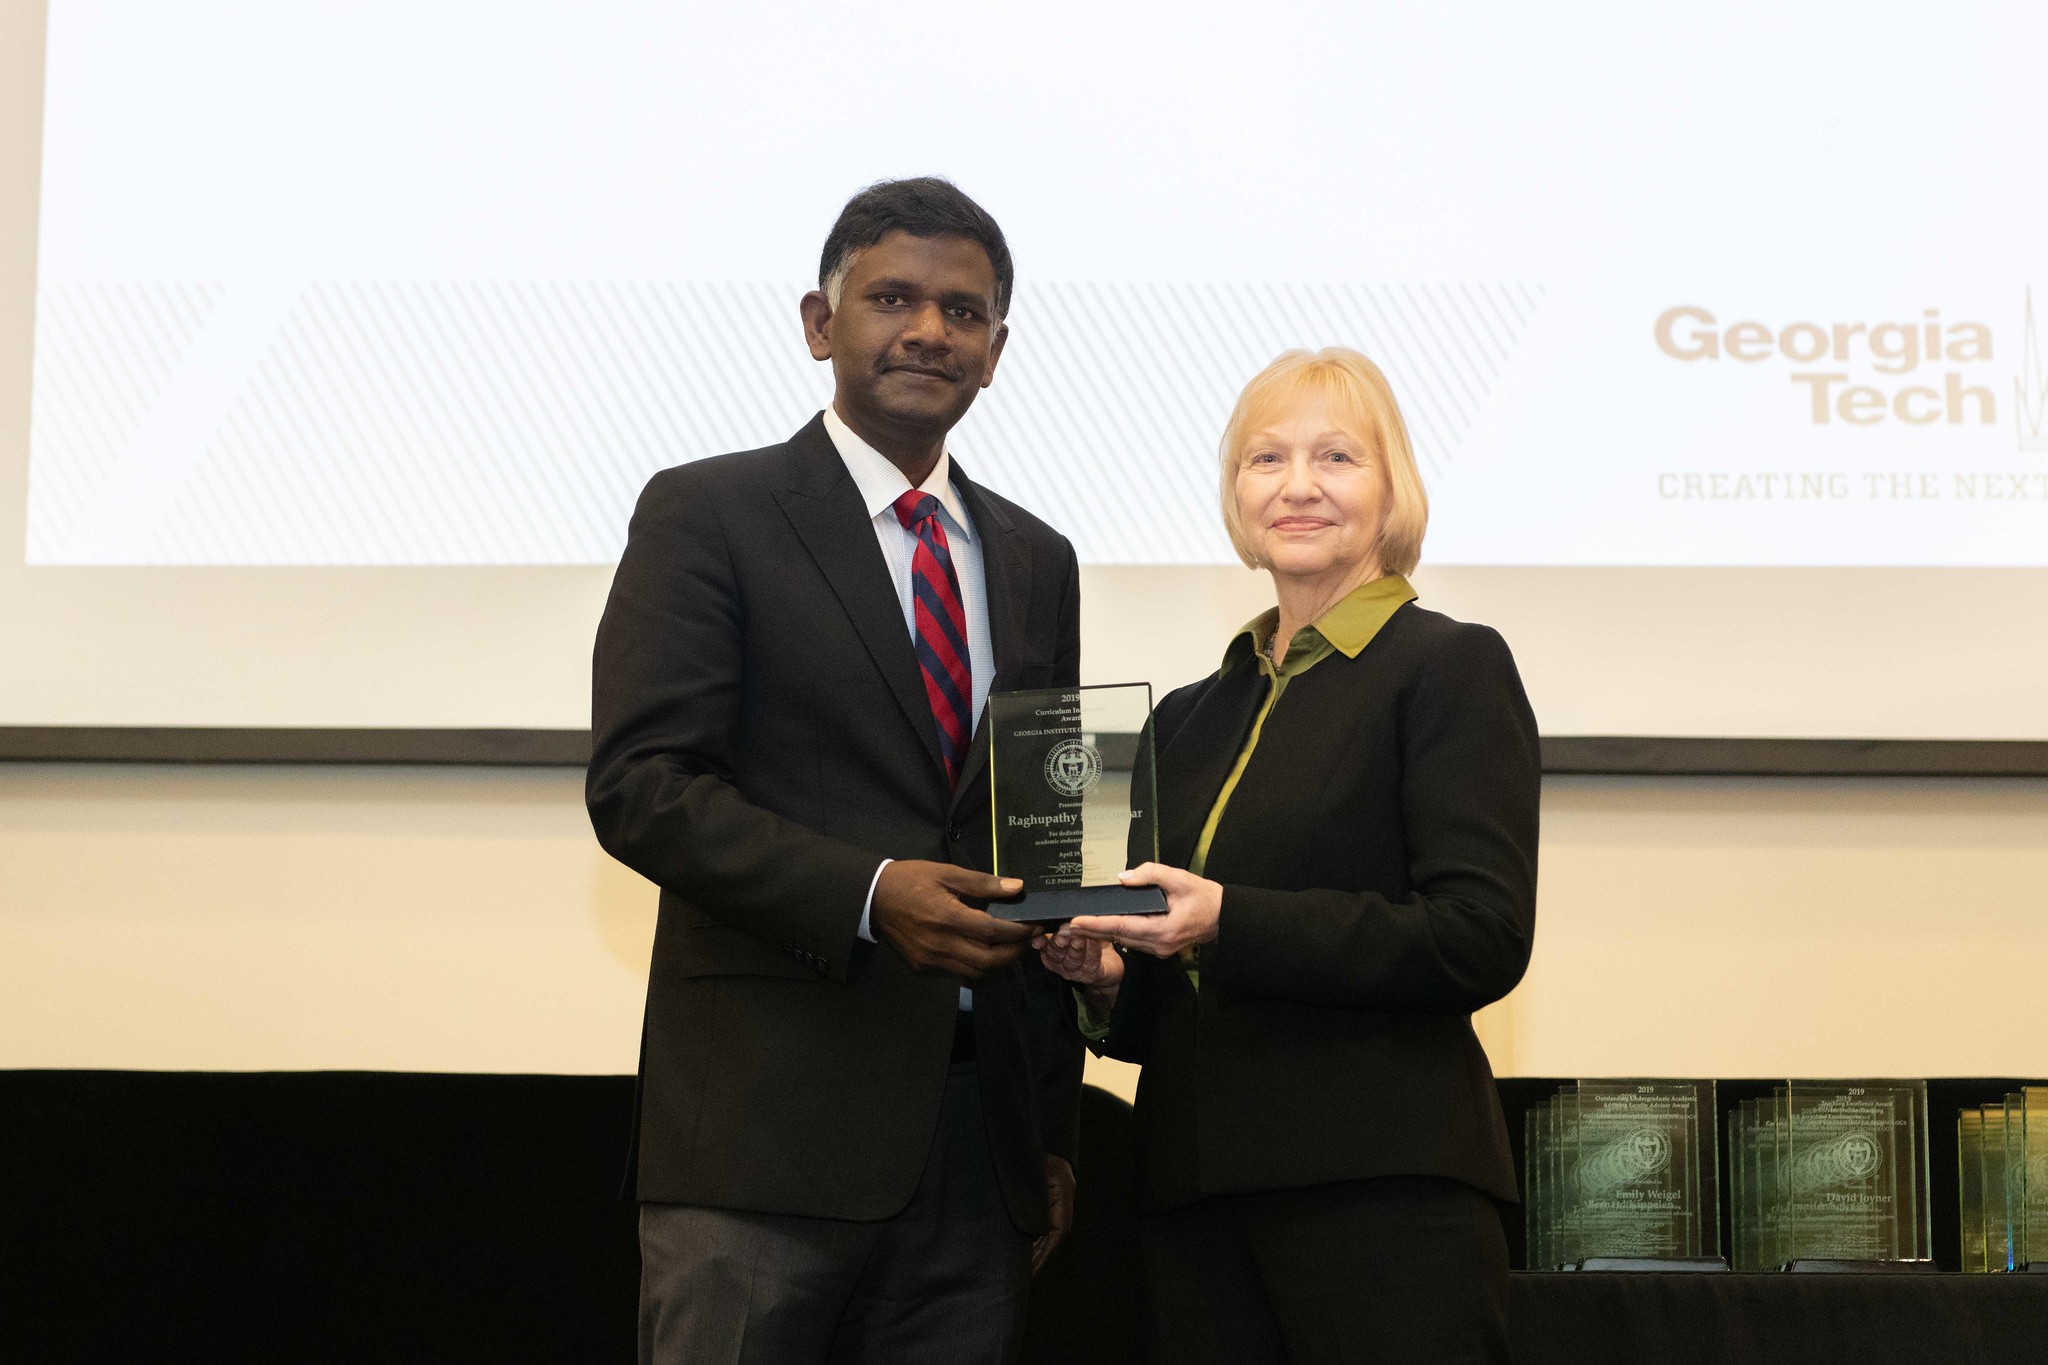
[1222,574,1418,673]
[822,405,973,541]
[1314,574,1418,656]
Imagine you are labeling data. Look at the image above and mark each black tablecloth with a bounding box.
[1509,1270,2048,1365]
[6,1070,2045,1364]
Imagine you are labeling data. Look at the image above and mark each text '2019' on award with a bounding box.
[985,683,1167,923]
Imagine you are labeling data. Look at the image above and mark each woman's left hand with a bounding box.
[1061,862,1223,958]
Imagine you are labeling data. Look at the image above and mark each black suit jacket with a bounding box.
[1099,601,1540,1208]
[586,413,1085,1231]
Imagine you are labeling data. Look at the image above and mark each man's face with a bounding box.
[803,230,1007,441]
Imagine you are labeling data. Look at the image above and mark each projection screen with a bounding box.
[5,1,2046,745]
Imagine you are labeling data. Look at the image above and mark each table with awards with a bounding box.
[1498,1077,2048,1365]
[1514,1077,2046,1275]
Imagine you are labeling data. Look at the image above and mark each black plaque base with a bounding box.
[1783,1259,1938,1274]
[1566,1257,1729,1273]
[989,884,1169,923]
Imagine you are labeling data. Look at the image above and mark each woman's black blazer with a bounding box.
[1101,600,1540,1208]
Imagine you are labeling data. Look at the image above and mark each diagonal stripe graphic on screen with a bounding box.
[25,281,1542,565]
[25,282,226,562]
[40,281,300,564]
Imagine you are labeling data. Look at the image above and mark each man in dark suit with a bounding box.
[587,178,1084,1365]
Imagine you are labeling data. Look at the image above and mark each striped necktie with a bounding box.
[892,490,973,785]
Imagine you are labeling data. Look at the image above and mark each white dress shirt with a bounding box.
[824,406,994,1010]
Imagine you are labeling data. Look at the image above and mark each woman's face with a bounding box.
[1234,394,1386,583]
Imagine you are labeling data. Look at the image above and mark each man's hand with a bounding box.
[1033,924,1124,1022]
[1032,1154,1075,1274]
[871,860,1033,980]
[1031,928,1124,989]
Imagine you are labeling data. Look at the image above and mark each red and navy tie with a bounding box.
[893,490,974,785]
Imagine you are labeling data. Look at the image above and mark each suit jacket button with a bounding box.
[946,825,961,842]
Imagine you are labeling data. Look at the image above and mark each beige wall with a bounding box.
[7,762,2046,1103]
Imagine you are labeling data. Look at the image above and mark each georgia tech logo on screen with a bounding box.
[1654,290,2048,451]
[1043,740,1102,797]
[1653,303,1993,428]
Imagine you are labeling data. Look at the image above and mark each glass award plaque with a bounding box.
[1522,1080,1722,1270]
[1734,1095,1792,1271]
[1984,1101,2015,1272]
[1525,1107,1554,1271]
[1955,1091,2048,1274]
[2023,1087,2048,1269]
[1779,1081,1932,1270]
[1730,1104,1779,1273]
[1959,1108,1987,1273]
[1729,1082,1932,1271]
[1727,1109,1748,1271]
[1571,1081,1720,1267]
[1548,1093,1575,1266]
[985,683,1169,922]
[1783,1084,1904,1262]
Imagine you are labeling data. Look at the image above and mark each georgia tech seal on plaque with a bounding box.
[1043,739,1102,797]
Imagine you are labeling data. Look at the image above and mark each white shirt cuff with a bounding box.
[858,859,891,943]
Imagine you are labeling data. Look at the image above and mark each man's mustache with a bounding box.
[876,355,964,382]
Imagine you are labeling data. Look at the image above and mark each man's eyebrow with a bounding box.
[863,277,995,308]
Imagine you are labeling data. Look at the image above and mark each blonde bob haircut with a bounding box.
[1218,347,1429,577]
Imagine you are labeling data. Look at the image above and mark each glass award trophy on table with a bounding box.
[2024,1087,2048,1271]
[1728,1080,1932,1271]
[984,684,1169,922]
[1521,1080,1722,1270]
[1985,1101,2015,1272]
[1958,1106,1988,1273]
[1780,1081,1930,1269]
[1958,1087,2048,1272]
[1523,1108,1551,1272]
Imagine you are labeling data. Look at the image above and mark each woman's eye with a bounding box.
[1249,452,1280,466]
[1324,449,1354,463]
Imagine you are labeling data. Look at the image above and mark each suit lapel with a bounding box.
[949,465,1028,813]
[773,415,948,782]
[1155,667,1266,868]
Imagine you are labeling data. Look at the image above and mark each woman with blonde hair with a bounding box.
[1038,348,1539,1364]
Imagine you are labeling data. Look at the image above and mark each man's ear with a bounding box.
[980,320,1010,389]
[799,290,833,361]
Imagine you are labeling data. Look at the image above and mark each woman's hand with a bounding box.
[1064,862,1223,959]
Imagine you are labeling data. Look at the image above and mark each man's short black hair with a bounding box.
[819,177,1014,319]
